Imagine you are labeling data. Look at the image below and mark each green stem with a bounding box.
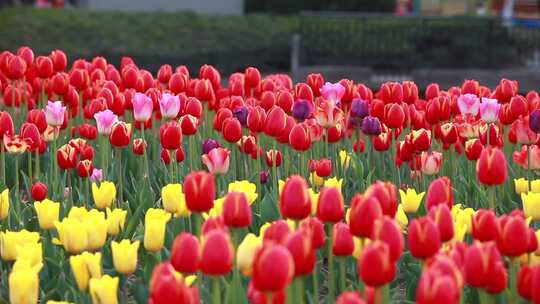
[509,258,518,303]
[193,213,201,237]
[528,144,532,190]
[488,186,496,213]
[312,262,319,303]
[327,223,335,301]
[118,148,123,205]
[296,277,304,304]
[34,151,40,180]
[0,146,5,188]
[381,284,390,304]
[141,124,150,180]
[212,276,221,304]
[339,258,346,293]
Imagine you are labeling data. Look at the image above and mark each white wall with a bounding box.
[82,0,244,15]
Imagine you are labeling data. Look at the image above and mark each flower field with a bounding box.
[1,46,540,304]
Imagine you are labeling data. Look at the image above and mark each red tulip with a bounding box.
[20,123,40,151]
[6,55,26,80]
[306,73,324,97]
[200,229,233,276]
[358,241,396,287]
[169,73,188,94]
[364,181,398,218]
[222,117,242,143]
[184,171,216,213]
[371,216,403,262]
[471,209,498,242]
[486,261,507,295]
[464,138,483,161]
[149,262,195,304]
[332,222,354,256]
[222,192,252,228]
[109,122,131,148]
[410,128,431,152]
[51,72,70,96]
[289,123,311,151]
[179,114,198,136]
[159,121,182,150]
[425,83,440,100]
[518,265,533,300]
[408,217,441,259]
[496,214,529,257]
[246,282,286,304]
[372,132,391,151]
[56,144,78,170]
[425,177,453,211]
[464,242,502,288]
[0,112,14,138]
[428,204,454,243]
[247,106,266,133]
[317,186,344,223]
[3,85,22,107]
[265,107,287,137]
[384,103,405,129]
[299,217,326,250]
[252,243,294,292]
[348,194,383,238]
[263,220,291,245]
[285,229,315,276]
[336,291,365,304]
[280,175,311,220]
[244,67,261,89]
[50,49,67,71]
[265,150,282,167]
[476,146,507,186]
[171,232,200,274]
[511,116,538,145]
[132,138,146,155]
[77,160,93,178]
[31,182,48,201]
[416,268,460,304]
[461,79,479,95]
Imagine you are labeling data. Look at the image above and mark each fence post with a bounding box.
[291,33,301,80]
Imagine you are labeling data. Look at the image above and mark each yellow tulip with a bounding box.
[278,179,285,196]
[0,230,40,261]
[353,237,370,259]
[92,181,116,209]
[106,208,127,236]
[236,233,262,276]
[345,208,350,224]
[185,275,197,286]
[111,240,139,274]
[53,218,88,254]
[259,222,271,238]
[532,179,540,193]
[34,199,60,229]
[535,230,540,255]
[454,207,475,234]
[339,150,351,169]
[206,197,225,218]
[70,252,102,291]
[0,188,9,220]
[83,209,108,251]
[47,301,73,304]
[89,275,119,304]
[144,208,171,252]
[16,241,42,266]
[324,177,342,190]
[399,188,425,213]
[9,258,42,304]
[308,188,319,215]
[522,192,540,221]
[309,172,324,188]
[68,206,89,221]
[161,184,190,216]
[228,180,258,204]
[395,204,408,232]
[453,223,467,243]
[515,178,530,195]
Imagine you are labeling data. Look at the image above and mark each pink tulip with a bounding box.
[479,98,500,123]
[201,147,230,175]
[45,101,66,127]
[420,151,443,176]
[94,110,118,135]
[132,92,153,122]
[457,94,480,116]
[159,93,181,119]
[321,82,345,104]
[90,168,103,183]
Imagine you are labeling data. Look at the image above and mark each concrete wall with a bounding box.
[81,0,244,15]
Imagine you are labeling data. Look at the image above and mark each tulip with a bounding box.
[530,109,540,133]
[364,181,398,217]
[149,262,195,304]
[132,92,153,122]
[9,259,42,304]
[0,229,40,261]
[161,184,189,217]
[280,175,312,220]
[30,182,47,202]
[235,233,262,277]
[184,171,216,213]
[222,118,242,143]
[428,204,454,243]
[202,147,230,175]
[144,208,171,252]
[159,93,181,119]
[317,186,344,223]
[228,180,258,204]
[89,275,119,304]
[361,116,382,135]
[512,116,539,144]
[464,138,483,160]
[4,134,30,154]
[92,181,116,209]
[132,138,147,155]
[464,242,502,288]
[222,192,252,227]
[410,128,431,152]
[399,188,424,213]
[265,107,287,137]
[518,265,533,300]
[384,103,405,129]
[497,214,529,257]
[94,110,118,135]
[289,123,311,151]
[479,98,500,123]
[321,82,345,103]
[171,232,200,274]
[358,241,396,287]
[200,229,234,275]
[111,240,139,275]
[45,100,66,127]
[336,291,365,304]
[70,252,102,291]
[522,192,540,221]
[81,209,108,251]
[371,216,404,262]
[416,269,460,304]
[515,178,530,195]
[348,194,383,238]
[408,217,441,259]
[106,208,127,236]
[53,218,88,254]
[513,145,540,170]
[33,199,60,230]
[252,243,294,292]
[471,209,498,242]
[0,111,14,138]
[159,121,182,150]
[457,94,480,116]
[90,169,103,183]
[109,121,131,148]
[77,160,94,178]
[332,222,355,256]
[477,146,507,186]
[292,99,314,121]
[425,177,453,211]
[0,188,9,220]
[419,151,443,176]
[265,149,282,167]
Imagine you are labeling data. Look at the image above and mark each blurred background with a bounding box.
[0,0,539,89]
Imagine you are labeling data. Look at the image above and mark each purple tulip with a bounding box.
[233,106,248,126]
[292,99,314,121]
[361,116,382,135]
[350,98,369,119]
[530,109,540,134]
[260,170,270,184]
[202,138,221,155]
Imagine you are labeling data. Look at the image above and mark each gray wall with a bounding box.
[82,0,244,15]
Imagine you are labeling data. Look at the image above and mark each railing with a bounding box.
[298,11,540,70]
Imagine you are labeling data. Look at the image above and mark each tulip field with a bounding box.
[2,46,540,304]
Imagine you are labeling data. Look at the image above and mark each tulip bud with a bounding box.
[262,220,292,245]
[252,243,294,292]
[416,268,460,304]
[132,138,146,155]
[471,209,498,242]
[496,214,529,257]
[518,265,533,300]
[365,181,398,218]
[265,149,282,167]
[425,177,453,211]
[332,222,355,256]
[371,216,403,262]
[464,242,502,288]
[428,204,454,243]
[222,117,242,143]
[77,160,94,178]
[316,186,344,223]
[171,232,200,274]
[184,171,216,213]
[265,107,287,137]
[280,176,311,220]
[476,146,507,186]
[109,122,131,148]
[358,241,396,287]
[408,217,441,259]
[349,194,383,238]
[222,192,252,228]
[200,229,234,276]
[111,240,139,275]
[31,182,48,201]
[159,121,182,150]
[149,262,194,304]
